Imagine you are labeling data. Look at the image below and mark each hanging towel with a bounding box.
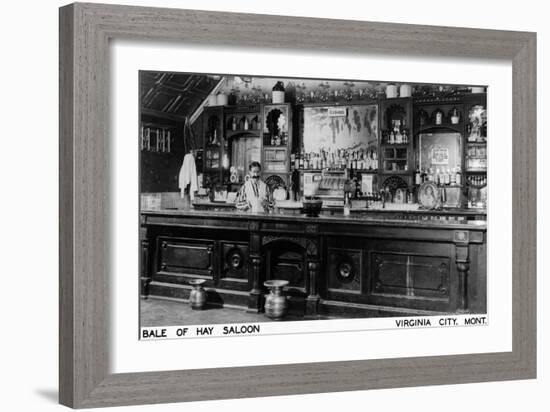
[178,153,198,200]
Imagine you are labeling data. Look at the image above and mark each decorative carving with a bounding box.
[248,221,260,232]
[454,230,469,244]
[250,256,261,292]
[140,240,150,290]
[247,255,263,312]
[262,235,306,249]
[438,263,448,294]
[308,261,319,271]
[264,174,286,192]
[305,224,319,234]
[228,250,243,269]
[306,259,320,316]
[249,233,261,253]
[339,262,353,279]
[306,239,319,257]
[456,241,470,311]
[381,175,408,192]
[457,262,470,273]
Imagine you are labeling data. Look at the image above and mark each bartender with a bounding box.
[235,161,273,212]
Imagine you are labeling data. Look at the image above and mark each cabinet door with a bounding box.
[155,237,215,285]
[365,240,456,312]
[218,241,250,291]
[327,247,363,294]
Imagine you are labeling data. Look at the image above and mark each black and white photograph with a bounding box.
[139,72,488,338]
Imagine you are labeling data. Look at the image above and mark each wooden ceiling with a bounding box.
[140,72,219,119]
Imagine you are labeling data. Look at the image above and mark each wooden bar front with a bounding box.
[140,210,486,318]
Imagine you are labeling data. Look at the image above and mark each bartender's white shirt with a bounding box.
[235,178,272,210]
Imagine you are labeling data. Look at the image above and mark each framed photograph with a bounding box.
[59,3,536,408]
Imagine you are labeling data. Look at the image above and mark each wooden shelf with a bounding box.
[415,123,463,134]
[379,170,412,175]
[380,143,410,147]
[293,168,378,173]
[262,171,291,175]
[413,95,468,104]
[225,129,261,137]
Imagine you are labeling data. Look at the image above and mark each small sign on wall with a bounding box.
[419,132,462,171]
[431,146,450,165]
[328,107,348,117]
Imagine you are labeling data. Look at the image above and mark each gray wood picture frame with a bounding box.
[59,2,536,408]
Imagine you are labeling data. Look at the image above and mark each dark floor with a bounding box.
[140,297,308,327]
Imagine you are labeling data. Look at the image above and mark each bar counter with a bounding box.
[140,208,486,318]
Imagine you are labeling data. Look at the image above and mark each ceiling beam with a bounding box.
[189,77,226,125]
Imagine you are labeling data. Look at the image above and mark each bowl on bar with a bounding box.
[302,197,323,217]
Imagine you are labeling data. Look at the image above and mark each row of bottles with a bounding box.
[417,107,462,127]
[467,175,487,187]
[228,116,261,131]
[268,132,288,146]
[291,148,378,171]
[384,127,409,144]
[415,167,463,186]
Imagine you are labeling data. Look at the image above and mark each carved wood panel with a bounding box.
[221,241,249,281]
[370,252,450,300]
[327,248,362,293]
[263,238,307,294]
[156,236,215,279]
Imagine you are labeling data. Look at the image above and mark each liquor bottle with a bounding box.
[244,117,249,130]
[343,193,351,216]
[450,107,460,124]
[456,167,462,185]
[415,167,422,185]
[428,168,434,182]
[434,108,444,125]
[441,168,447,185]
[290,153,295,170]
[299,152,304,169]
[232,117,237,131]
[450,167,457,185]
[396,128,402,144]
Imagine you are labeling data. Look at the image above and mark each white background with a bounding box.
[0,0,547,411]
[112,42,512,373]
